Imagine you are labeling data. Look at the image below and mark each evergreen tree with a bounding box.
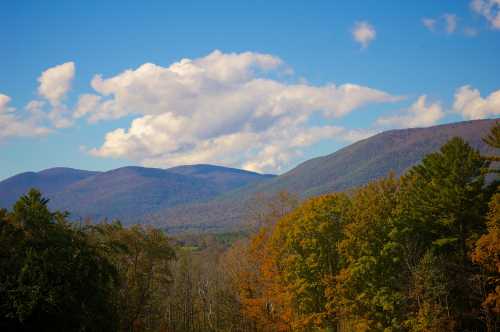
[399,137,490,330]
[0,189,118,332]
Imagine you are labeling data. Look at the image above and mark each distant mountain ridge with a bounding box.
[0,118,497,232]
[0,168,101,209]
[0,165,275,223]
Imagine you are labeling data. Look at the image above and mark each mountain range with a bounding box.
[0,118,497,232]
[0,165,274,224]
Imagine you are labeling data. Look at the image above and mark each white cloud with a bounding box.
[85,50,399,173]
[74,94,102,119]
[352,21,376,49]
[37,61,75,128]
[0,62,76,140]
[0,94,15,113]
[453,85,500,119]
[471,0,500,29]
[376,95,444,128]
[38,62,75,106]
[0,94,51,141]
[443,14,458,34]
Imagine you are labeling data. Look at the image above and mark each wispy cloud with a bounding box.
[463,26,479,36]
[0,94,51,141]
[471,0,500,29]
[422,13,460,35]
[443,13,458,34]
[422,18,437,31]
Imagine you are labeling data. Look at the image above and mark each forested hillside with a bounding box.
[1,122,499,331]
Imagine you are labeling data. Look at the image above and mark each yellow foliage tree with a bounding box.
[269,193,350,330]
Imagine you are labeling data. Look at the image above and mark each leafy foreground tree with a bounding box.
[270,193,351,330]
[88,221,176,332]
[226,191,298,332]
[333,175,404,331]
[0,189,118,332]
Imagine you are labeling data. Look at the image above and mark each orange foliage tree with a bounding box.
[472,193,500,331]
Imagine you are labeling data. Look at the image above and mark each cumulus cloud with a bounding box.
[84,50,399,173]
[453,85,500,119]
[0,62,76,140]
[0,94,51,141]
[37,61,75,128]
[38,62,75,105]
[352,21,376,48]
[376,95,444,128]
[471,0,500,29]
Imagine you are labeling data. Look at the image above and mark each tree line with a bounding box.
[1,123,499,331]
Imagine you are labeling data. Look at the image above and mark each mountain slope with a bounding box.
[0,165,275,223]
[257,118,496,197]
[155,118,498,232]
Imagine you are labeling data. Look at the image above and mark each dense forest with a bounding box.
[1,123,499,332]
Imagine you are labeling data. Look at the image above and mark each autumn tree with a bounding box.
[228,191,298,331]
[268,193,350,330]
[333,176,405,331]
[472,193,500,332]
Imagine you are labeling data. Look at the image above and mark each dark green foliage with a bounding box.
[89,221,176,331]
[483,121,500,150]
[0,189,118,332]
[404,137,488,256]
[397,137,491,330]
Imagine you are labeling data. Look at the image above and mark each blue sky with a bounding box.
[1,0,499,179]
